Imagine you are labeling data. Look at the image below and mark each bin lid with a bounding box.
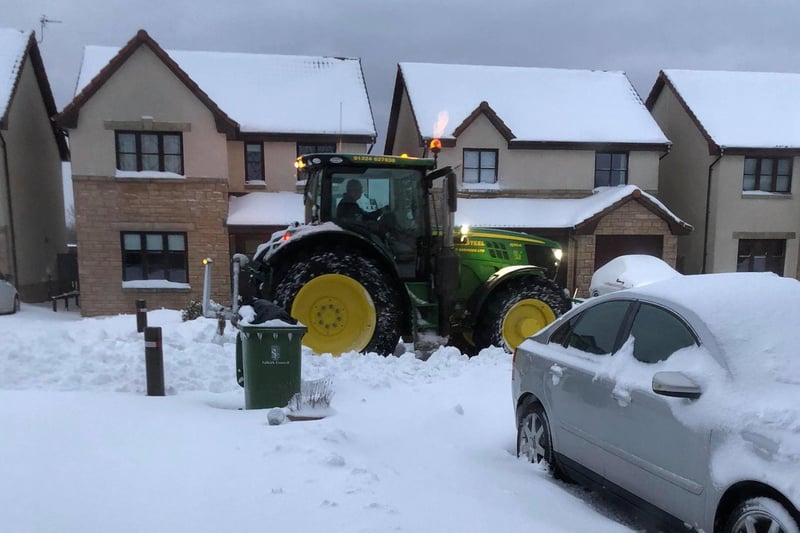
[238,318,307,331]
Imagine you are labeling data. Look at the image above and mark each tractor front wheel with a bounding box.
[476,277,571,352]
[272,249,402,356]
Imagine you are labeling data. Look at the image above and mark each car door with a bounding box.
[541,300,633,477]
[593,302,709,524]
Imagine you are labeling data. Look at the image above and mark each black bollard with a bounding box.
[136,299,147,333]
[144,327,165,396]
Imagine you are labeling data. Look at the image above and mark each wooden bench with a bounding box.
[51,290,80,311]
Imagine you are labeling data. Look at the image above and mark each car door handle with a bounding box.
[548,364,564,386]
[611,389,631,407]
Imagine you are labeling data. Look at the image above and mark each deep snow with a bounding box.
[0,304,642,532]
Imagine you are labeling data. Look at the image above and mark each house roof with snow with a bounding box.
[227,186,691,235]
[456,185,691,234]
[385,62,670,153]
[58,30,376,142]
[0,28,68,159]
[646,69,800,153]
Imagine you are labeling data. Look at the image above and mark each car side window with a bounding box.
[629,303,697,363]
[548,316,576,346]
[563,301,631,355]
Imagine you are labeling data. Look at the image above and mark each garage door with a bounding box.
[594,235,663,270]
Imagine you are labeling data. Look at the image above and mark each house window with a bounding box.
[297,143,336,157]
[245,142,264,182]
[463,149,498,184]
[116,132,183,174]
[297,143,336,179]
[737,239,785,275]
[121,232,188,282]
[595,152,628,187]
[743,157,792,193]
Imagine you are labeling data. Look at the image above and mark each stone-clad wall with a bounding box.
[74,176,231,316]
[571,200,678,297]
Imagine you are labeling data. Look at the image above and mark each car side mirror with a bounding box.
[652,371,702,400]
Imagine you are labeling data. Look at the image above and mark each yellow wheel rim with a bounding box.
[292,274,376,355]
[501,299,556,351]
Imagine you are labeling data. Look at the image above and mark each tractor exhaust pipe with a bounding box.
[436,172,459,337]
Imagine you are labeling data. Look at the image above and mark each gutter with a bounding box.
[0,132,18,284]
[702,149,724,273]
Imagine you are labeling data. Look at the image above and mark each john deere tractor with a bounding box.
[246,152,570,356]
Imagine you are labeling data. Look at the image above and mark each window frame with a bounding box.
[594,151,629,187]
[115,131,184,174]
[736,238,786,275]
[743,156,792,193]
[244,141,264,182]
[120,231,189,283]
[462,148,499,184]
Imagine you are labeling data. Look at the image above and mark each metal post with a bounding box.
[201,258,213,317]
[144,327,165,396]
[136,299,147,333]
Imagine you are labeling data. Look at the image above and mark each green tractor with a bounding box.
[246,152,570,356]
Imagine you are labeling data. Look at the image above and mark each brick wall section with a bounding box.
[74,176,231,317]
[573,200,677,297]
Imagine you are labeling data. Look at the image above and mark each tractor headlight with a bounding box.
[552,248,563,261]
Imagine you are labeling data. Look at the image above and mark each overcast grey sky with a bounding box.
[5,0,800,151]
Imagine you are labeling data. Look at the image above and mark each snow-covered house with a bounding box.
[646,69,800,278]
[0,29,69,302]
[56,30,375,316]
[384,62,690,295]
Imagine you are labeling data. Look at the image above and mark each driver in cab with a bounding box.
[336,179,385,222]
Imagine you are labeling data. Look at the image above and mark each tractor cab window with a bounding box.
[319,167,426,278]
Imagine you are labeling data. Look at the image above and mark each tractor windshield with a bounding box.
[313,165,427,278]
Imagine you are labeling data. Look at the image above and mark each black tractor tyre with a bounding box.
[270,247,403,356]
[475,276,571,352]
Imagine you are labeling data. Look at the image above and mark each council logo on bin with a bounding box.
[271,345,281,361]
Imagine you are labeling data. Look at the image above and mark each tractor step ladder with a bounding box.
[405,282,439,336]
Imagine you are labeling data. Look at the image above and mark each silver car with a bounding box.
[512,272,800,532]
[0,270,19,314]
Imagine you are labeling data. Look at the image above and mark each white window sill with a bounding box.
[115,170,186,180]
[245,180,266,187]
[462,182,500,190]
[741,191,792,199]
[122,280,191,290]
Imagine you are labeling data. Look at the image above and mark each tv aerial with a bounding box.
[37,15,62,44]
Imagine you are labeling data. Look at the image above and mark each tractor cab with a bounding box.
[300,153,438,279]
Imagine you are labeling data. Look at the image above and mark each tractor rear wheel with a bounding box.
[475,277,571,352]
[272,248,402,356]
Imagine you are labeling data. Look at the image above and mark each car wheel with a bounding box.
[13,295,19,314]
[723,497,800,533]
[516,402,568,480]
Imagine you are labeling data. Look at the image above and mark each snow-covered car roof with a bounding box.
[589,255,680,296]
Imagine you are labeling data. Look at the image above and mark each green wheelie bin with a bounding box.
[236,323,307,410]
